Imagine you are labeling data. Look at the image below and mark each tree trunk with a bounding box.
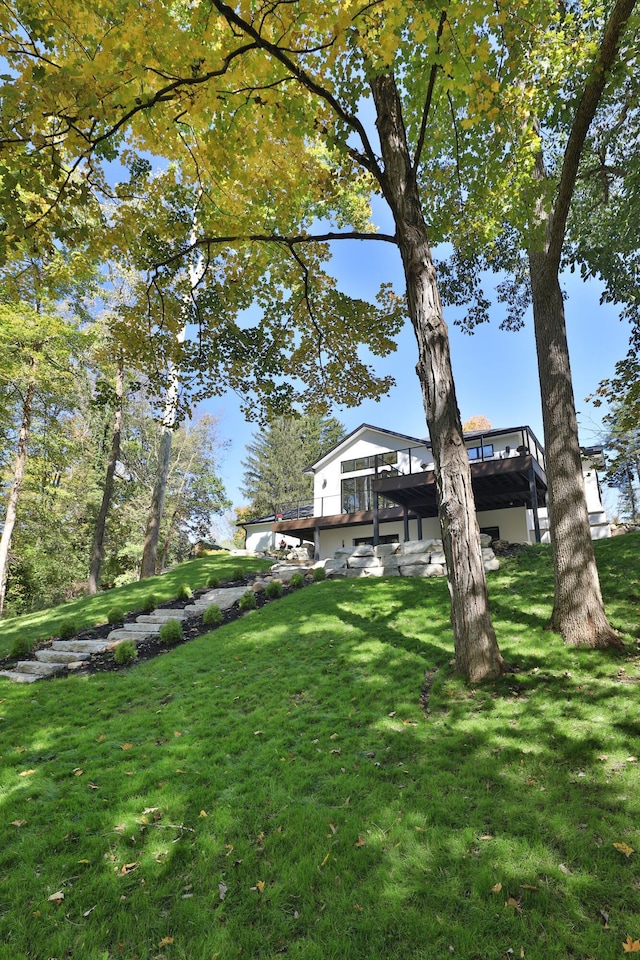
[160,508,180,572]
[529,251,621,647]
[87,361,124,595]
[371,73,505,682]
[140,422,173,579]
[0,375,36,617]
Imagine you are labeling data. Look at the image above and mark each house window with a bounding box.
[341,451,398,473]
[341,476,396,513]
[353,534,399,546]
[468,444,494,461]
[480,526,500,541]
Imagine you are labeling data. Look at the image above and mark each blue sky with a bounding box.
[201,224,630,512]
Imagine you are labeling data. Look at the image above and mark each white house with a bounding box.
[242,423,610,558]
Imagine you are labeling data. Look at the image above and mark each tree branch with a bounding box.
[547,0,637,268]
[210,0,384,180]
[412,9,447,174]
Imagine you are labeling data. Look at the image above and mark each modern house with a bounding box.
[242,424,610,559]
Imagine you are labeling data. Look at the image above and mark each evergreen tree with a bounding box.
[242,414,344,519]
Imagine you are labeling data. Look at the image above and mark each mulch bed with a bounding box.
[1,575,311,678]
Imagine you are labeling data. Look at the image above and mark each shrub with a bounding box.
[113,640,138,665]
[289,572,304,590]
[206,574,220,589]
[159,619,183,645]
[142,593,159,614]
[106,607,124,625]
[9,635,33,659]
[238,590,257,611]
[58,619,77,640]
[230,566,246,583]
[202,604,223,628]
[312,566,327,582]
[265,580,283,599]
[176,583,193,601]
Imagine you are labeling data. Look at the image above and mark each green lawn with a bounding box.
[0,535,639,960]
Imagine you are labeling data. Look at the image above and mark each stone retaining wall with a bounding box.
[323,535,499,579]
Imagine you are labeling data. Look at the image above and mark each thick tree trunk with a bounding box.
[529,251,620,647]
[372,73,504,682]
[0,376,36,617]
[87,362,124,595]
[140,423,173,579]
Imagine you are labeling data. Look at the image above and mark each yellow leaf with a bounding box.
[199,810,208,818]
[74,769,84,777]
[11,820,27,827]
[614,842,635,858]
[491,882,502,893]
[623,935,640,952]
[121,743,133,751]
[355,835,366,847]
[120,862,140,874]
[96,734,106,742]
[256,880,265,893]
[173,731,182,737]
[158,936,174,947]
[19,769,36,776]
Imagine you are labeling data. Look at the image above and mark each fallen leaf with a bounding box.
[11,820,27,827]
[96,734,106,742]
[329,823,337,834]
[505,896,521,910]
[256,880,265,893]
[74,769,84,777]
[83,905,96,917]
[491,882,503,893]
[355,836,366,848]
[77,859,90,864]
[354,903,364,911]
[158,936,174,947]
[121,743,133,751]
[218,882,227,901]
[558,863,571,875]
[614,842,635,857]
[478,834,493,841]
[225,844,234,856]
[521,884,539,891]
[623,935,640,952]
[48,892,64,903]
[173,731,182,738]
[254,730,263,736]
[120,862,140,875]
[19,769,36,777]
[320,852,330,867]
[199,810,207,818]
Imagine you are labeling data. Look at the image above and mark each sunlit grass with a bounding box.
[0,535,638,959]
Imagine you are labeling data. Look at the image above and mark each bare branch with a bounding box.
[412,9,447,174]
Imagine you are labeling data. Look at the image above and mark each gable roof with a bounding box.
[304,423,430,474]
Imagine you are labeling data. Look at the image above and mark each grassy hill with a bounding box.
[0,536,638,960]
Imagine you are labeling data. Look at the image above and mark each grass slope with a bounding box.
[0,555,273,659]
[0,535,639,960]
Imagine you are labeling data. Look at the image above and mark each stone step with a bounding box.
[121,621,163,634]
[36,649,91,664]
[106,629,150,642]
[0,670,40,683]
[135,609,190,623]
[15,660,65,676]
[52,639,110,654]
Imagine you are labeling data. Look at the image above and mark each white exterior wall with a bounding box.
[530,463,611,542]
[245,524,307,554]
[477,508,530,544]
[318,517,442,559]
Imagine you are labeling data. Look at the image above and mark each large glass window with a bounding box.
[341,451,398,473]
[341,476,396,513]
[468,444,494,461]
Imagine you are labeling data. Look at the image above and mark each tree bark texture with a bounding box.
[87,362,124,595]
[0,375,36,617]
[371,73,505,682]
[529,251,620,647]
[140,423,173,580]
